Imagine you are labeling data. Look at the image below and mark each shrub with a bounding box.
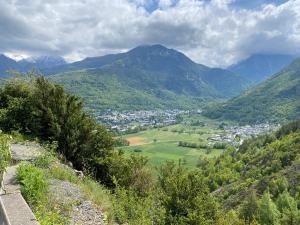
[16,162,48,206]
[0,132,11,180]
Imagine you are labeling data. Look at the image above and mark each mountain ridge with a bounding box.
[49,45,249,111]
[228,54,296,84]
[204,57,300,124]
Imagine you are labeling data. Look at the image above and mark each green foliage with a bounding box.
[49,165,79,184]
[213,142,228,149]
[16,162,48,206]
[113,137,129,147]
[0,75,115,185]
[203,59,300,124]
[239,190,259,224]
[0,132,11,179]
[80,178,112,212]
[113,187,165,225]
[109,153,155,194]
[16,162,69,225]
[258,191,281,225]
[276,190,300,225]
[33,144,57,169]
[158,161,219,225]
[216,210,248,225]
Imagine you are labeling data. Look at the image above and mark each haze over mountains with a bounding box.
[204,58,300,124]
[0,54,66,76]
[228,54,296,84]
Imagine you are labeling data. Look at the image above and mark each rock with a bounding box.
[49,179,106,225]
[74,170,84,179]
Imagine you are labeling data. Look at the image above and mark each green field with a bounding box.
[117,123,225,168]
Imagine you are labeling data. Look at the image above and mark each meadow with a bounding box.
[117,123,225,168]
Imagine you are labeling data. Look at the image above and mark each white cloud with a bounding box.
[0,0,299,67]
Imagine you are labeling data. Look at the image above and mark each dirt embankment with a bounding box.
[126,137,146,146]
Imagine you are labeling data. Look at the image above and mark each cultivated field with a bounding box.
[118,123,225,168]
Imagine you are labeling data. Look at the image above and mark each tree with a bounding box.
[276,190,300,225]
[240,190,259,224]
[0,75,115,186]
[158,161,218,225]
[258,191,281,225]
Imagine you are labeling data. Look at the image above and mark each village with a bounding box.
[207,123,279,146]
[94,109,189,132]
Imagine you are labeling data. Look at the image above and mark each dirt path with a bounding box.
[11,143,41,162]
[49,179,105,225]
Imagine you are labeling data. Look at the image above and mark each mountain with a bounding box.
[228,54,295,84]
[49,45,249,111]
[0,54,19,77]
[0,55,66,77]
[22,55,66,69]
[204,58,300,124]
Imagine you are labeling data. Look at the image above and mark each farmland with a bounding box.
[117,123,225,168]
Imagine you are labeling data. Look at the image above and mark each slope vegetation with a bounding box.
[204,58,300,124]
[50,45,248,111]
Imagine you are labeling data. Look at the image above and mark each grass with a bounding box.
[118,123,225,168]
[16,146,113,225]
[16,162,68,225]
[49,165,80,184]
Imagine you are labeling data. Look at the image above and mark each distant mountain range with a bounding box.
[204,58,300,124]
[48,45,249,111]
[228,54,296,84]
[0,54,66,76]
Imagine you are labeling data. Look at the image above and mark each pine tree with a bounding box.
[240,189,259,224]
[258,191,280,225]
[276,190,300,225]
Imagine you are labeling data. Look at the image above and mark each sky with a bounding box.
[1,0,299,67]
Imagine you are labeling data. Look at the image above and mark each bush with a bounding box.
[113,187,165,225]
[0,132,11,180]
[16,162,48,207]
[213,142,228,149]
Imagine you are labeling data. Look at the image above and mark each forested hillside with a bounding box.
[204,58,300,124]
[49,45,248,111]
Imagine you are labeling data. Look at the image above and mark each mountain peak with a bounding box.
[126,44,195,67]
[128,44,175,56]
[0,54,16,62]
[132,44,169,50]
[28,55,66,67]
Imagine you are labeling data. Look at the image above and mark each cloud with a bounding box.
[0,0,299,67]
